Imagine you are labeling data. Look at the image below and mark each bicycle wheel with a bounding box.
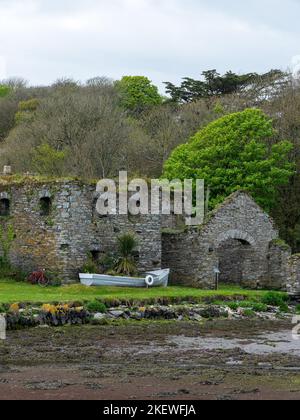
[38,275,49,288]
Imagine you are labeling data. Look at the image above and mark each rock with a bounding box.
[199,305,227,319]
[94,313,106,321]
[224,307,235,319]
[258,363,273,369]
[189,313,202,322]
[130,312,144,320]
[226,360,243,366]
[109,310,125,318]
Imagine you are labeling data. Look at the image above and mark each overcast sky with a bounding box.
[0,0,300,92]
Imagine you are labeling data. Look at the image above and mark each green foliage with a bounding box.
[82,253,99,274]
[116,76,162,113]
[278,303,289,313]
[32,143,67,176]
[0,280,280,306]
[225,301,239,311]
[117,233,138,257]
[164,69,288,103]
[213,101,225,116]
[216,300,268,312]
[15,99,39,124]
[0,85,11,98]
[261,291,288,307]
[243,309,256,318]
[163,109,294,212]
[0,224,15,268]
[115,233,138,276]
[86,300,107,313]
[18,98,39,112]
[0,303,6,313]
[296,304,300,314]
[239,301,268,312]
[99,253,116,273]
[270,239,291,251]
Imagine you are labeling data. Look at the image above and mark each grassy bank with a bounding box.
[0,277,286,306]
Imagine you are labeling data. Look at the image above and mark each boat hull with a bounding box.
[79,269,170,288]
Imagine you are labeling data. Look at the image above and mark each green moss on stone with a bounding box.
[270,239,291,251]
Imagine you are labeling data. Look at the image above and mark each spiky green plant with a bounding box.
[115,233,138,276]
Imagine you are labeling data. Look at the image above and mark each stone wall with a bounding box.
[162,192,281,289]
[266,241,291,290]
[0,180,292,289]
[287,255,300,296]
[0,179,162,283]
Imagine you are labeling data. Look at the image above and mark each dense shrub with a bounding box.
[81,253,99,274]
[86,301,107,313]
[261,292,288,307]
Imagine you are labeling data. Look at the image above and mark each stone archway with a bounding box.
[215,230,256,285]
[215,229,256,247]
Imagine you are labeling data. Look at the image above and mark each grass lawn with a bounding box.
[0,277,284,306]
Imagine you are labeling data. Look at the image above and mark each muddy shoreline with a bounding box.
[0,319,300,400]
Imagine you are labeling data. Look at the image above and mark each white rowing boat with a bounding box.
[79,269,170,288]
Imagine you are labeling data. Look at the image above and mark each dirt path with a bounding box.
[0,319,300,400]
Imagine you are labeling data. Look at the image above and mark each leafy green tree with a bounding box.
[15,98,39,124]
[0,85,11,98]
[163,109,294,211]
[116,76,162,113]
[32,143,67,176]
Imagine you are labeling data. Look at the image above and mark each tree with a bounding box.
[0,83,132,179]
[164,69,288,104]
[15,98,39,124]
[0,83,48,141]
[32,143,67,176]
[126,102,216,177]
[261,82,300,251]
[116,76,162,114]
[163,109,294,211]
[0,85,10,98]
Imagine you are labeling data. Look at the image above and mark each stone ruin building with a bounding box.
[0,176,299,293]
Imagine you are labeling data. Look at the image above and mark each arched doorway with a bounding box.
[217,239,252,284]
[215,230,256,285]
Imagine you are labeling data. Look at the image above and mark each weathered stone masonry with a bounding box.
[0,179,161,283]
[162,192,292,290]
[0,179,295,290]
[286,255,300,296]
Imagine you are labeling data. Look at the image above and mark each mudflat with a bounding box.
[0,319,299,400]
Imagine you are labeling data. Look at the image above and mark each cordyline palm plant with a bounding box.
[115,233,138,276]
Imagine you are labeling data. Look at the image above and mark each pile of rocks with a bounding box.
[2,302,294,330]
[91,303,292,324]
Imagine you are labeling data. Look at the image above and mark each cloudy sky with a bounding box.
[0,0,299,91]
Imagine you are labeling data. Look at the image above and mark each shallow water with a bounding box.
[167,330,300,356]
[2,321,300,400]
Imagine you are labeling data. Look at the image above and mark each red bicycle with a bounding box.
[28,269,50,288]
